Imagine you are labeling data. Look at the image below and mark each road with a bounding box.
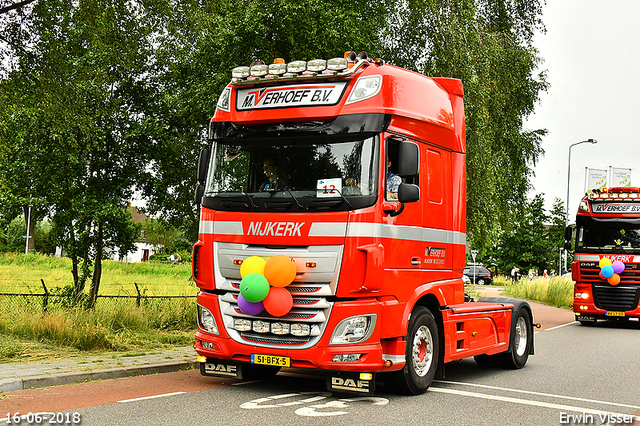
[2,303,639,426]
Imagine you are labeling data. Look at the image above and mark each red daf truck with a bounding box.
[192,52,534,395]
[569,187,640,324]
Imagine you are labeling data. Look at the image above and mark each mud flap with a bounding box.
[327,371,375,396]
[200,358,243,379]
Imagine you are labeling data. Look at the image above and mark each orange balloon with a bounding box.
[264,255,297,287]
[263,287,293,317]
[608,273,620,286]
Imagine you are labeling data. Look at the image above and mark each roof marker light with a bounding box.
[232,66,250,79]
[269,62,287,75]
[287,60,307,73]
[307,59,327,72]
[327,57,348,70]
[345,75,382,105]
[250,64,269,77]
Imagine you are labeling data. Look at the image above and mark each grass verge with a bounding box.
[1,290,195,364]
[502,275,574,308]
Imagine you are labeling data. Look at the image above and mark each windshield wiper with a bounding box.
[286,190,307,210]
[334,188,355,210]
[240,191,258,209]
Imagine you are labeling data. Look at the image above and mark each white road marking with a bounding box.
[546,321,578,331]
[117,392,186,403]
[434,380,640,410]
[428,387,640,421]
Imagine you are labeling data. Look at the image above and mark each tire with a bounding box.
[241,363,281,381]
[477,278,486,285]
[496,306,532,369]
[383,306,440,395]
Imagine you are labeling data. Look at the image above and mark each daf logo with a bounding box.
[331,377,370,390]
[206,363,237,374]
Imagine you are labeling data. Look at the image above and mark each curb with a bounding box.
[0,361,197,392]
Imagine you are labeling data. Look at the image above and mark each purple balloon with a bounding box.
[601,265,614,278]
[612,260,625,274]
[237,294,264,315]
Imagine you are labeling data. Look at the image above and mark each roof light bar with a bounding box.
[229,51,381,86]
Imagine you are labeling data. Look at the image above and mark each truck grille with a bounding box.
[215,242,342,349]
[592,284,640,311]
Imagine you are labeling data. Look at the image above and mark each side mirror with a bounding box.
[197,147,210,183]
[564,225,573,242]
[194,183,205,207]
[398,183,419,203]
[397,141,419,177]
[564,241,572,251]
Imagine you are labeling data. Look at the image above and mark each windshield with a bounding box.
[576,218,640,251]
[203,135,378,212]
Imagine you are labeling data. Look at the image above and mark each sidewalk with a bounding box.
[0,346,197,392]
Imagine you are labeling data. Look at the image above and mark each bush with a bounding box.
[504,276,573,308]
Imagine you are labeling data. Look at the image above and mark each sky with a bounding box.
[526,0,640,222]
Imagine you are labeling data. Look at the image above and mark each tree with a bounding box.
[380,0,548,251]
[484,194,564,274]
[139,0,392,241]
[0,0,160,307]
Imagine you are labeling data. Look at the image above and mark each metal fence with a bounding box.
[0,279,196,314]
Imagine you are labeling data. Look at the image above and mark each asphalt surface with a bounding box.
[0,285,573,393]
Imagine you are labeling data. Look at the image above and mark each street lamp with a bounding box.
[564,138,597,271]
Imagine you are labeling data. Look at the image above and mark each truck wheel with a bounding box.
[383,306,439,395]
[497,306,532,369]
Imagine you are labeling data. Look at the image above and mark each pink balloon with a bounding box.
[237,294,264,315]
[612,261,625,274]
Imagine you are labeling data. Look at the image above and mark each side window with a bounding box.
[385,140,401,201]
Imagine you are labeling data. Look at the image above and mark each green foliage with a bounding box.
[482,195,566,274]
[381,0,548,251]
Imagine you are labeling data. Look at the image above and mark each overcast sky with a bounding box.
[526,0,640,221]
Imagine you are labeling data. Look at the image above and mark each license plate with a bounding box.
[251,354,290,367]
[606,311,625,317]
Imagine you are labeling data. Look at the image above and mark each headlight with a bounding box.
[345,75,382,105]
[198,305,219,335]
[330,315,376,344]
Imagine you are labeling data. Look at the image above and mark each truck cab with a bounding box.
[571,187,640,324]
[192,52,534,395]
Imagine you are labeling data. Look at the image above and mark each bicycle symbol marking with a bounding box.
[240,392,389,417]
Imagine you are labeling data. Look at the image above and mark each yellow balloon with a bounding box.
[240,256,266,278]
[599,258,612,268]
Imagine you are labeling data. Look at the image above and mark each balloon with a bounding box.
[612,261,625,274]
[608,273,620,286]
[599,258,612,268]
[601,265,614,278]
[599,271,606,280]
[237,294,264,315]
[263,287,293,317]
[240,256,267,278]
[264,255,297,287]
[240,273,270,303]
